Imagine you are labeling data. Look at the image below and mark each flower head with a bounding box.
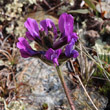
[45,48,62,66]
[17,13,79,66]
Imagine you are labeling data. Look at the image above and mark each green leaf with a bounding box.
[84,0,98,16]
[68,9,90,14]
[84,0,97,11]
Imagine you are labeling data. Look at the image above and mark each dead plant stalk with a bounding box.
[76,75,99,110]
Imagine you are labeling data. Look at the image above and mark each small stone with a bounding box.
[85,30,100,46]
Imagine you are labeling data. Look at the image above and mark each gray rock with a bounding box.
[17,58,108,110]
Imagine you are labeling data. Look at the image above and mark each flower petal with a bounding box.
[45,48,62,66]
[40,19,57,39]
[19,49,31,58]
[71,32,78,42]
[26,31,34,40]
[45,48,54,60]
[59,13,74,42]
[65,38,77,57]
[24,18,40,40]
[53,58,58,66]
[65,38,75,57]
[17,37,32,50]
[17,37,38,58]
[71,50,79,58]
[59,13,66,33]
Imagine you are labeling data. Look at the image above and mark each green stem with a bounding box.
[56,66,75,110]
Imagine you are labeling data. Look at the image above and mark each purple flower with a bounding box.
[24,18,40,40]
[40,19,57,39]
[17,37,38,58]
[53,13,78,49]
[59,13,73,42]
[65,39,79,58]
[59,13,78,42]
[17,13,79,65]
[45,48,62,66]
[71,32,78,42]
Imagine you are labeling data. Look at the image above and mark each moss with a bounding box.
[87,68,110,97]
[99,81,110,96]
[42,103,48,110]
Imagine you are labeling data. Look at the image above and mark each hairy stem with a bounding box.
[56,66,75,110]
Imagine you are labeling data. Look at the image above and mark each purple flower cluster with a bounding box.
[17,13,79,66]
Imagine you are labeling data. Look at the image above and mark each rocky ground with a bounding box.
[14,58,108,110]
[0,0,110,110]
